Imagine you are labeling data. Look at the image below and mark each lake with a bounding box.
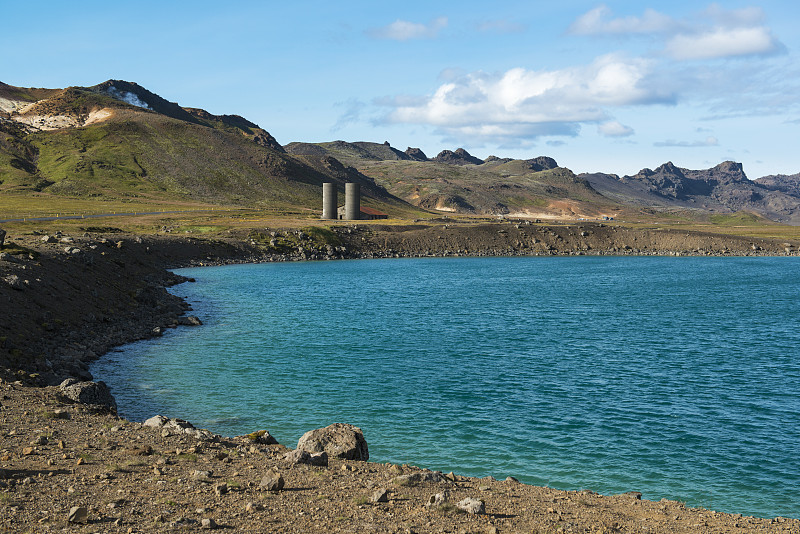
[90,256,800,519]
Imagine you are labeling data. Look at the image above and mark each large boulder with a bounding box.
[296,423,368,461]
[59,379,117,412]
[143,414,217,441]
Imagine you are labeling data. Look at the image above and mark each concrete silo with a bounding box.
[345,182,361,220]
[321,183,337,220]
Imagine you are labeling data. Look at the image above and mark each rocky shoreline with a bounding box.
[2,220,800,532]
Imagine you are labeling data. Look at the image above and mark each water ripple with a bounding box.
[90,257,800,519]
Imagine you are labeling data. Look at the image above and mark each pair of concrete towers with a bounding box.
[321,182,360,220]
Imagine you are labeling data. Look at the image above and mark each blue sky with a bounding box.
[2,1,798,178]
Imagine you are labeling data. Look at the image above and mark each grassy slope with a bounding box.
[334,157,617,216]
[0,87,422,219]
[284,141,619,216]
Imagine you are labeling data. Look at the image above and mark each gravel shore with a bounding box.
[1,220,798,532]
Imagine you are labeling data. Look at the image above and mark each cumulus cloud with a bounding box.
[368,16,447,41]
[380,54,672,143]
[568,5,676,35]
[654,136,719,147]
[598,121,634,137]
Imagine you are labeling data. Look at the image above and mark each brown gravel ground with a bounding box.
[1,220,799,532]
[2,381,798,533]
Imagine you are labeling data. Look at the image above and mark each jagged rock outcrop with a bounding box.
[405,147,428,161]
[524,156,559,172]
[583,160,800,223]
[755,173,800,197]
[433,148,484,166]
[484,155,513,164]
[622,161,753,201]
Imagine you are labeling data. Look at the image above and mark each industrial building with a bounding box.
[321,182,388,220]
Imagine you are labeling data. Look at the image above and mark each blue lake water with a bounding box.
[90,256,800,519]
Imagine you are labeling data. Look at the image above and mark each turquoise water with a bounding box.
[90,256,800,519]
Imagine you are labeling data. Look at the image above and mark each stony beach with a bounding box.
[1,220,799,532]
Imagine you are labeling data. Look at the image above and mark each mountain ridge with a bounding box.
[3,79,800,223]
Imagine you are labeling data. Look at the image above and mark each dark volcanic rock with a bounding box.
[282,142,329,156]
[433,148,484,166]
[524,156,559,172]
[405,147,428,161]
[755,173,800,197]
[623,161,751,201]
[623,161,695,199]
[484,155,513,164]
[251,130,284,152]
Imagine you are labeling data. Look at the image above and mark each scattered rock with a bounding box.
[260,468,284,491]
[393,471,449,486]
[240,429,278,445]
[192,470,213,482]
[59,379,117,412]
[284,448,329,467]
[426,492,449,507]
[179,315,203,326]
[201,517,218,529]
[457,497,486,515]
[371,488,389,503]
[245,502,264,513]
[3,274,24,290]
[143,415,217,441]
[296,423,368,461]
[68,506,89,524]
[214,482,228,496]
[0,228,5,247]
[143,415,169,428]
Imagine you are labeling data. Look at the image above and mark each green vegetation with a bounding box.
[244,430,270,441]
[1,85,419,222]
[709,212,771,226]
[300,226,342,247]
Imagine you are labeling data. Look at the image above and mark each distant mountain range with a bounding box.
[0,80,410,215]
[3,79,800,223]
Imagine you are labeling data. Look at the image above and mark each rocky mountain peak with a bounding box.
[405,147,428,161]
[525,156,559,172]
[434,148,484,166]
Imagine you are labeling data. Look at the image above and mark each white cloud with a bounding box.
[665,26,780,60]
[568,5,676,35]
[654,136,719,147]
[368,17,447,41]
[381,54,670,144]
[598,121,634,137]
[703,4,765,27]
[569,4,783,61]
